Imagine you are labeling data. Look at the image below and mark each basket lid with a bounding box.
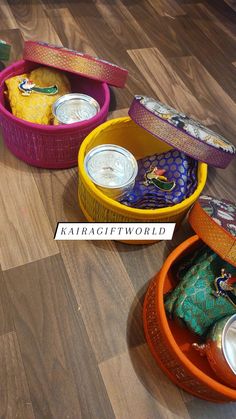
[0,39,11,61]
[23,41,128,88]
[128,95,236,169]
[189,195,236,267]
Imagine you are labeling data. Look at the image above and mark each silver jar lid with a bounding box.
[84,144,138,199]
[223,314,236,375]
[52,93,100,124]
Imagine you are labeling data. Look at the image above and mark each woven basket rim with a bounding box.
[78,116,208,217]
[155,234,236,398]
[0,59,110,131]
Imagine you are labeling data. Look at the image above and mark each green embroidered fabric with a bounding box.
[164,245,236,336]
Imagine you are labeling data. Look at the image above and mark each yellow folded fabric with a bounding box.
[5,66,70,124]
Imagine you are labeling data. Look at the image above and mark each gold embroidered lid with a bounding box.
[23,41,128,88]
[128,95,236,169]
[189,195,236,267]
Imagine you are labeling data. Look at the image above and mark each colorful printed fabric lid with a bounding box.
[23,41,128,88]
[189,195,236,267]
[0,40,11,61]
[128,96,236,168]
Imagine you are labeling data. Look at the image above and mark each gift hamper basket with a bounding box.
[78,96,235,243]
[0,41,128,169]
[143,195,236,402]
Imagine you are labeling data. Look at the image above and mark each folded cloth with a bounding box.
[5,66,70,124]
[119,149,198,209]
[165,245,236,336]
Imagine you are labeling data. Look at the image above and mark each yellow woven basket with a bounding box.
[78,117,207,242]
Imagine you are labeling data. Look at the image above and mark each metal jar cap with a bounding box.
[52,93,100,124]
[189,195,236,267]
[223,315,236,376]
[128,95,236,168]
[84,144,138,199]
[23,41,128,88]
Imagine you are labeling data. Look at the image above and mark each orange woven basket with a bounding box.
[143,235,236,402]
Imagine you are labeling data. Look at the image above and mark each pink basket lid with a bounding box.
[128,95,236,168]
[23,41,128,88]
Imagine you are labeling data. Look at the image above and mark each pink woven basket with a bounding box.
[0,60,110,169]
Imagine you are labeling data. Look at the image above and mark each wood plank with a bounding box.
[183,2,236,35]
[0,143,59,270]
[122,2,189,58]
[68,11,156,109]
[4,255,115,419]
[41,0,67,10]
[127,47,211,124]
[167,15,236,102]
[115,241,168,298]
[0,268,14,336]
[206,0,236,23]
[46,7,96,55]
[7,0,62,43]
[99,344,190,419]
[0,331,35,419]
[32,167,84,228]
[108,107,128,119]
[95,0,154,49]
[169,55,236,142]
[186,397,236,419]
[147,0,186,17]
[32,167,145,362]
[60,240,145,362]
[0,0,18,30]
[193,16,236,60]
[225,0,236,11]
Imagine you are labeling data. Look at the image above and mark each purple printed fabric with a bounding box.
[119,149,198,209]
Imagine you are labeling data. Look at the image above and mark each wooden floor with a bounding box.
[0,0,236,418]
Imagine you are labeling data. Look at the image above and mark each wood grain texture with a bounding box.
[0,268,14,336]
[32,167,145,362]
[127,47,212,124]
[0,332,35,419]
[68,7,156,109]
[224,0,236,11]
[0,145,59,270]
[186,397,236,419]
[46,7,97,55]
[126,4,189,58]
[192,14,236,61]
[0,0,17,30]
[99,344,190,419]
[166,16,236,102]
[0,1,236,418]
[147,0,186,16]
[60,240,145,363]
[95,0,154,49]
[7,0,62,43]
[4,255,115,419]
[169,55,236,142]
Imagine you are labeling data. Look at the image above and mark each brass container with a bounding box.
[193,314,236,388]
